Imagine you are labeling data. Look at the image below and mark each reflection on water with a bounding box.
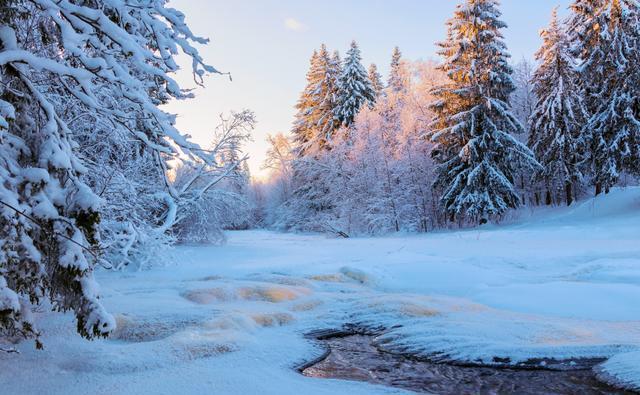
[302,333,630,395]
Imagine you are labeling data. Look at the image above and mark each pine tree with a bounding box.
[569,0,640,189]
[567,0,607,116]
[368,63,384,101]
[569,0,640,194]
[291,45,342,156]
[429,0,540,223]
[334,41,375,127]
[322,50,342,136]
[292,50,321,156]
[285,46,343,230]
[388,46,405,93]
[529,9,588,206]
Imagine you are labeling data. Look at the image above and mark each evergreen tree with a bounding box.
[569,0,640,194]
[429,0,540,223]
[388,46,405,93]
[313,46,341,150]
[368,63,384,101]
[292,50,321,156]
[285,46,343,230]
[529,9,588,206]
[334,41,375,127]
[291,46,341,156]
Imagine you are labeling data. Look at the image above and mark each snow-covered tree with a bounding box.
[368,63,384,100]
[291,50,320,156]
[510,58,537,135]
[291,45,341,156]
[0,0,220,344]
[284,45,344,231]
[429,0,541,223]
[334,41,375,127]
[529,9,588,206]
[388,46,405,93]
[569,0,640,194]
[76,113,174,271]
[172,111,255,243]
[263,132,294,212]
[271,60,444,235]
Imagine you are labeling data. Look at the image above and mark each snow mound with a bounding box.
[251,312,295,327]
[597,351,640,391]
[111,314,204,343]
[340,267,374,285]
[552,187,640,223]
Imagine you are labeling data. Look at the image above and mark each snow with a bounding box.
[1,187,639,393]
[599,350,640,391]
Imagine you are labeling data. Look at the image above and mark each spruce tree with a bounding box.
[388,46,405,93]
[368,63,384,101]
[334,41,375,127]
[569,0,640,194]
[429,0,540,223]
[313,46,341,148]
[291,45,341,156]
[292,50,321,156]
[529,9,588,206]
[286,46,342,231]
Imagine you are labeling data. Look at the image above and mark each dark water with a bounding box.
[301,333,632,395]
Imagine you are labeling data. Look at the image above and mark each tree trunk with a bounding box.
[565,182,573,206]
[545,190,552,206]
[595,183,602,196]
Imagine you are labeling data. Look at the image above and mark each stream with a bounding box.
[300,330,633,394]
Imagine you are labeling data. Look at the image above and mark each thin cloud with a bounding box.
[284,17,308,32]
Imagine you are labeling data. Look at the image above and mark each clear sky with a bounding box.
[166,0,572,180]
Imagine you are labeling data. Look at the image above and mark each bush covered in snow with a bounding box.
[0,0,250,345]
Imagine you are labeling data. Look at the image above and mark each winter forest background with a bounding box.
[0,0,640,391]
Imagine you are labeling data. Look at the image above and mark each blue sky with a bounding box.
[166,0,572,179]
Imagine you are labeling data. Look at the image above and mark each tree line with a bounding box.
[260,0,640,235]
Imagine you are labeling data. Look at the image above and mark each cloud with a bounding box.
[284,17,308,32]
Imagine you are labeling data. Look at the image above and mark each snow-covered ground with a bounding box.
[1,188,639,394]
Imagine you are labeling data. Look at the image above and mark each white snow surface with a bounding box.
[1,187,639,394]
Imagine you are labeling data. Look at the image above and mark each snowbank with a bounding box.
[598,351,640,391]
